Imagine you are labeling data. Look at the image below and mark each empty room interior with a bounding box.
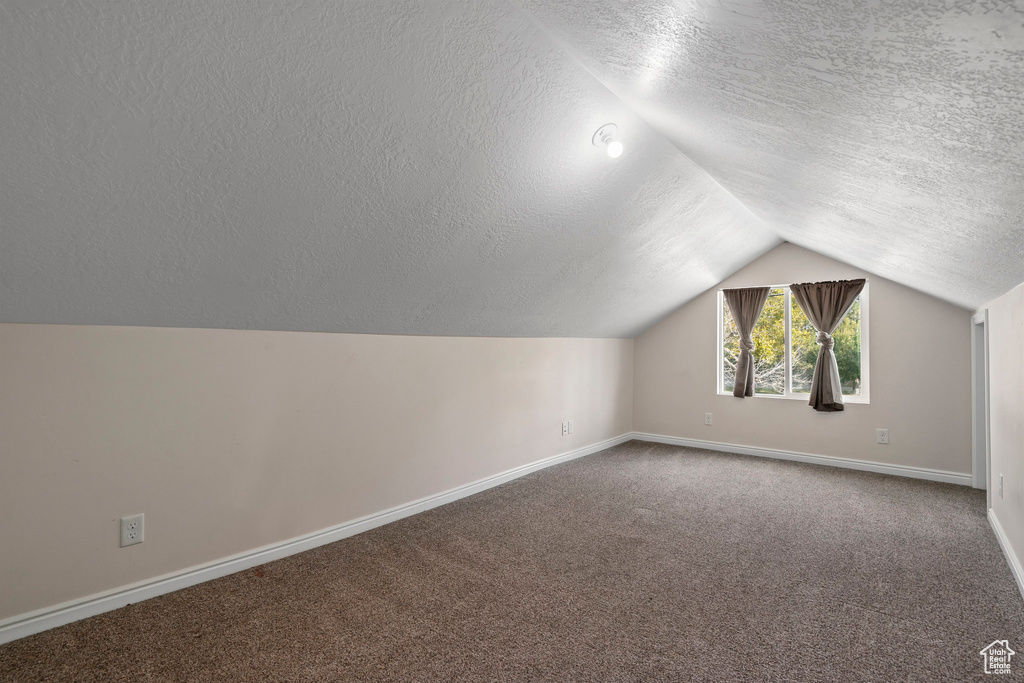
[2,1,1024,680]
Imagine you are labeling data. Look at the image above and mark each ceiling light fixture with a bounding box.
[593,123,623,158]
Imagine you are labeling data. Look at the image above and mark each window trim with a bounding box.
[716,282,870,404]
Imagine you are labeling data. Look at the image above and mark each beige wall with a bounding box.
[634,242,972,473]
[986,282,1024,570]
[0,324,633,621]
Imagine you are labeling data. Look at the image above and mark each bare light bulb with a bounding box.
[593,123,623,160]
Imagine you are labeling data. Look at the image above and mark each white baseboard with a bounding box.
[988,509,1024,603]
[632,432,974,486]
[0,433,632,646]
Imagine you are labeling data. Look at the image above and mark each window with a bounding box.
[717,283,869,402]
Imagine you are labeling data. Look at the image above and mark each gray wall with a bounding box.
[634,243,973,474]
[986,283,1024,583]
[0,325,633,621]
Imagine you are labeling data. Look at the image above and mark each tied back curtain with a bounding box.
[790,279,866,412]
[723,287,771,397]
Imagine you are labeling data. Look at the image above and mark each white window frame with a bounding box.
[716,282,869,404]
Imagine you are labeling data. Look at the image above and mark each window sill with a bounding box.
[717,391,869,405]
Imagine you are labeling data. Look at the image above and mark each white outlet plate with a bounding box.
[876,429,889,445]
[567,420,573,434]
[121,514,144,547]
[704,412,713,426]
[1000,474,1004,498]
[561,421,568,436]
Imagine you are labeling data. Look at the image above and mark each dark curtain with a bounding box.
[790,279,866,412]
[723,287,772,397]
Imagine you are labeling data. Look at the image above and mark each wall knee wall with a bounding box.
[0,324,633,627]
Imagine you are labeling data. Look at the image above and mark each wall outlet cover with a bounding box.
[120,514,144,547]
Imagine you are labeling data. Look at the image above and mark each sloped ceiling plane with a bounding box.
[2,1,1021,337]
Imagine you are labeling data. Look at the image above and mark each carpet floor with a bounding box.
[2,441,1023,681]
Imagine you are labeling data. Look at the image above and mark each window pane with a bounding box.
[722,289,785,395]
[722,299,738,394]
[753,289,785,394]
[790,296,862,396]
[836,300,862,396]
[790,297,817,394]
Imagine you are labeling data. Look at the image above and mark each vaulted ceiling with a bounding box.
[519,0,1024,312]
[2,1,1021,337]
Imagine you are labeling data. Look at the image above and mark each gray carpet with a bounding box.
[2,441,1023,681]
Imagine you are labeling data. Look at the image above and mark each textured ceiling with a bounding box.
[519,0,1024,310]
[0,1,776,337]
[2,1,1020,339]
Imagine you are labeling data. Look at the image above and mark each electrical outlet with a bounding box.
[561,421,568,436]
[120,514,144,547]
[567,420,573,435]
[704,412,713,426]
[1000,474,1004,498]
[876,429,889,445]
